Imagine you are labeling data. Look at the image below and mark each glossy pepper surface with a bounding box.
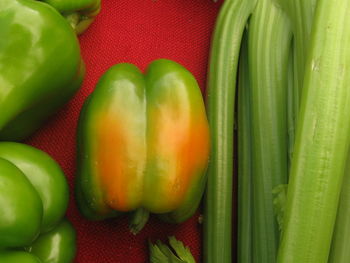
[0,142,76,263]
[0,0,84,141]
[76,59,210,232]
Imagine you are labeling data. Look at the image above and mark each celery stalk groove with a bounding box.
[237,32,252,263]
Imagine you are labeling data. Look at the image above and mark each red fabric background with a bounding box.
[26,1,221,262]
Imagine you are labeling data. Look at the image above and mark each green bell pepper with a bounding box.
[25,219,76,263]
[0,142,76,263]
[0,251,41,263]
[41,0,101,34]
[76,59,210,233]
[0,0,84,141]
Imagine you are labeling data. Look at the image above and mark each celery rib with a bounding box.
[277,0,350,261]
[204,0,256,262]
[329,153,350,263]
[276,0,317,141]
[248,0,291,261]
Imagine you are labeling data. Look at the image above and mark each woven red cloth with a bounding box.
[27,1,221,262]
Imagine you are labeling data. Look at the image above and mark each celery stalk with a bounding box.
[276,0,317,101]
[328,153,350,263]
[204,0,256,262]
[248,0,291,261]
[277,0,350,261]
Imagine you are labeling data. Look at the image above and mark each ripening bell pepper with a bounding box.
[0,0,85,141]
[76,59,210,233]
[0,142,76,263]
[41,0,101,34]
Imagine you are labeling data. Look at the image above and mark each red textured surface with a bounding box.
[26,0,221,262]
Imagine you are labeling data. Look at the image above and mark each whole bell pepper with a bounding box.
[41,0,101,34]
[76,59,210,233]
[0,142,76,263]
[0,0,85,141]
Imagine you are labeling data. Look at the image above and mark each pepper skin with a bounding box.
[0,158,42,248]
[41,0,101,34]
[0,0,84,141]
[76,59,210,232]
[0,142,76,263]
[26,220,76,263]
[0,251,41,263]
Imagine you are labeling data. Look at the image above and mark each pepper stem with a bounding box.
[129,208,150,235]
[64,13,96,35]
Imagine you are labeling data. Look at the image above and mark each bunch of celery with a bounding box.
[205,0,350,262]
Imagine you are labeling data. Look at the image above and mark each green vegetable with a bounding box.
[0,158,42,248]
[272,184,288,234]
[276,0,350,261]
[248,0,291,261]
[287,46,296,166]
[26,220,76,263]
[237,31,252,263]
[76,59,210,232]
[0,0,84,141]
[204,0,256,261]
[328,154,350,262]
[149,236,196,263]
[42,0,101,34]
[276,0,317,108]
[0,251,41,263]
[0,142,75,263]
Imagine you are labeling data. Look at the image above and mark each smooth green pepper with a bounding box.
[0,0,84,141]
[0,251,41,263]
[0,158,42,248]
[0,142,76,263]
[40,0,101,34]
[26,220,76,263]
[76,59,210,233]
